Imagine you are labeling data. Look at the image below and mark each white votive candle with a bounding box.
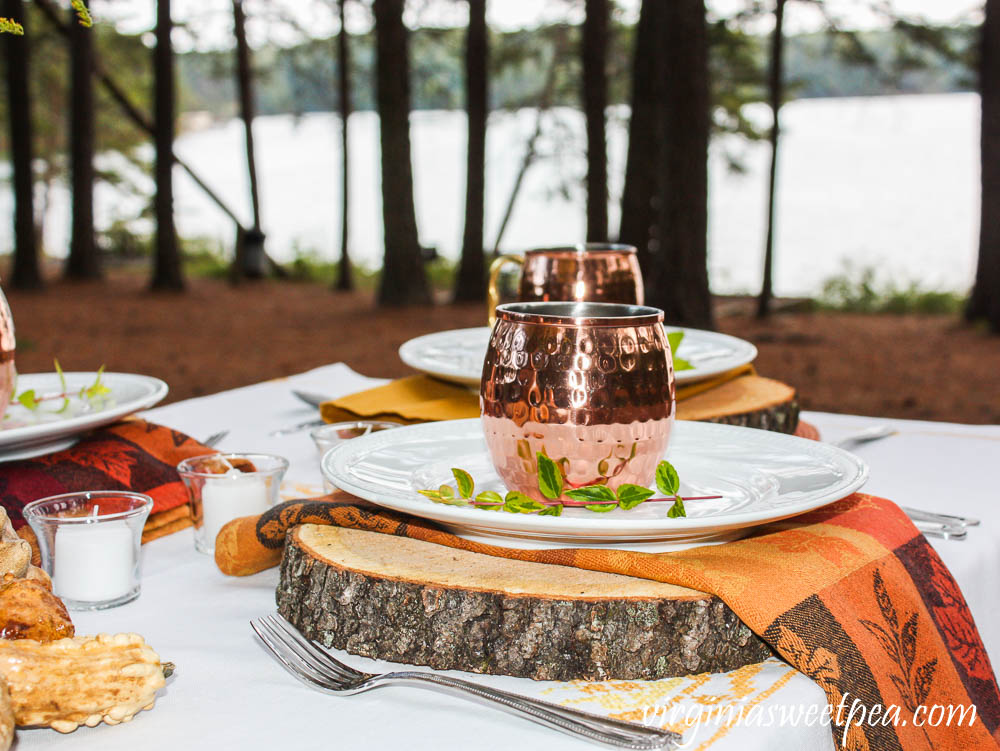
[200,470,271,547]
[53,521,135,603]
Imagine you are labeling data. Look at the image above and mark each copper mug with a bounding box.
[481,302,675,503]
[0,284,14,422]
[487,244,644,326]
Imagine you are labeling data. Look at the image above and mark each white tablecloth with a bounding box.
[15,363,1000,751]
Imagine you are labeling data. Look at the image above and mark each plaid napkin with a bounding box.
[0,419,213,543]
[224,492,1000,750]
[320,366,767,425]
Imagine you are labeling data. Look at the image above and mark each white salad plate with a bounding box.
[398,326,758,388]
[322,418,869,547]
[0,372,169,461]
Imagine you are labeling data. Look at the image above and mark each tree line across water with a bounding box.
[1,0,999,333]
[177,24,974,117]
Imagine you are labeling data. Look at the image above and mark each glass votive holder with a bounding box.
[177,453,289,555]
[23,491,153,611]
[311,421,401,492]
[310,421,402,454]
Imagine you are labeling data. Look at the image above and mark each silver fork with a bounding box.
[203,430,229,448]
[251,614,679,750]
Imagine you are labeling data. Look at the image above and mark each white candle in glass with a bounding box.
[200,470,271,547]
[53,521,135,602]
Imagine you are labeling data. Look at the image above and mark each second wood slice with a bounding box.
[277,525,772,681]
[678,375,799,433]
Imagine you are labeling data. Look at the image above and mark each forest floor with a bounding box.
[6,272,999,424]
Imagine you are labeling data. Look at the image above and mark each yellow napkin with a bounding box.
[320,365,758,425]
[320,375,480,424]
[674,363,756,401]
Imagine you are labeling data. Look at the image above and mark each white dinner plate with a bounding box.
[398,326,758,388]
[322,419,868,545]
[0,372,169,460]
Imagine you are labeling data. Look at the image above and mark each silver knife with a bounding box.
[292,390,330,408]
[269,418,325,437]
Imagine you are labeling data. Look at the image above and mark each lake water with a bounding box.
[3,92,980,296]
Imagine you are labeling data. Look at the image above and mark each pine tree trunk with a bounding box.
[618,0,663,275]
[374,0,430,306]
[453,0,488,303]
[3,0,42,290]
[756,0,785,319]
[150,0,184,291]
[231,0,266,280]
[65,0,100,280]
[645,0,713,329]
[968,0,1000,333]
[334,0,353,291]
[582,0,608,243]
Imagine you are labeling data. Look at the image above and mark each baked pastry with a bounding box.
[0,510,30,579]
[0,575,75,642]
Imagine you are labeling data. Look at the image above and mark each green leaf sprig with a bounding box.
[667,331,694,372]
[418,454,719,517]
[417,468,564,516]
[10,361,112,415]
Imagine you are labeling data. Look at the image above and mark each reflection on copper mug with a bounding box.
[480,302,675,503]
[487,244,644,326]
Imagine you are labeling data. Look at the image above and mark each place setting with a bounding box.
[0,368,169,462]
[198,246,991,749]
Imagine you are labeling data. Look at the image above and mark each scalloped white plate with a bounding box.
[0,372,168,460]
[398,326,758,388]
[322,419,868,545]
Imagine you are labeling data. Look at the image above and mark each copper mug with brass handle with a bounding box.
[487,244,644,326]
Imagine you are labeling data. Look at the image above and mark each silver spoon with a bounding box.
[834,425,897,449]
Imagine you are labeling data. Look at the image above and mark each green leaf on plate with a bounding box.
[666,331,694,371]
[418,487,469,507]
[503,491,546,514]
[666,496,687,518]
[17,389,37,410]
[617,484,655,510]
[538,504,563,516]
[565,485,617,504]
[452,468,475,499]
[584,503,618,513]
[536,452,564,500]
[85,365,111,399]
[667,330,684,354]
[54,358,67,393]
[656,460,680,497]
[474,490,503,506]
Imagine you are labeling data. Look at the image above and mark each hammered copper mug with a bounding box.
[481,302,675,503]
[487,244,644,326]
[0,284,15,422]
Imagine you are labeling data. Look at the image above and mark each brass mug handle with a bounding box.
[487,254,525,327]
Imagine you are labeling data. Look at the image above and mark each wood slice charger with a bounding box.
[277,526,772,682]
[677,375,799,433]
